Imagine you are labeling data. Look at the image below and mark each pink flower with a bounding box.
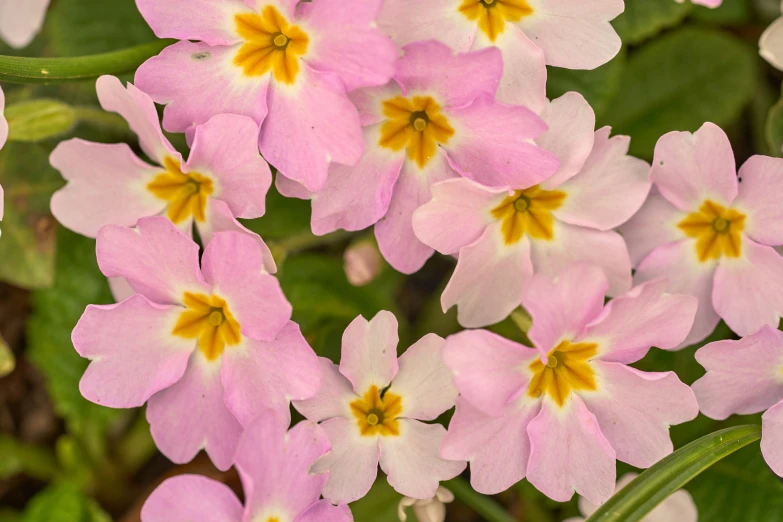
[294,311,466,503]
[73,217,320,471]
[344,241,382,286]
[51,76,271,252]
[440,264,699,504]
[620,122,783,346]
[141,411,352,522]
[378,0,623,112]
[278,40,560,274]
[413,93,649,327]
[134,0,397,192]
[760,2,783,71]
[693,326,783,478]
[0,0,49,48]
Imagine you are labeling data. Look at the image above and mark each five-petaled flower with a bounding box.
[72,217,320,470]
[440,263,698,504]
[621,122,783,346]
[294,311,466,503]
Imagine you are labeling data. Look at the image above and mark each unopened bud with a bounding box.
[398,486,454,522]
[344,241,381,286]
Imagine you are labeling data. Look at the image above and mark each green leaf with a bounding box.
[690,0,752,25]
[585,425,762,522]
[603,27,758,159]
[6,99,76,142]
[446,477,517,522]
[0,435,59,481]
[613,0,692,45]
[766,93,783,157]
[23,484,110,522]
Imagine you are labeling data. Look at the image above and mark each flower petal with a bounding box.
[140,475,243,522]
[294,357,356,423]
[733,155,783,246]
[295,501,353,522]
[617,190,685,267]
[761,399,783,477]
[0,86,7,150]
[339,311,399,393]
[0,0,49,48]
[378,0,476,51]
[135,0,247,45]
[761,16,783,71]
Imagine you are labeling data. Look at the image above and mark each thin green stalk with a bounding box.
[446,476,517,522]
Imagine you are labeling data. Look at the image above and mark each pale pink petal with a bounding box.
[733,155,783,246]
[441,398,539,495]
[388,334,455,421]
[295,501,353,522]
[555,128,651,231]
[221,322,320,426]
[96,76,180,165]
[140,475,243,522]
[443,329,536,416]
[537,92,596,189]
[522,263,608,353]
[344,241,382,286]
[261,65,362,192]
[73,295,193,408]
[109,277,134,303]
[136,0,247,45]
[634,240,719,347]
[445,94,558,189]
[529,221,632,296]
[761,16,783,71]
[442,224,533,328]
[339,311,399,393]
[378,0,476,51]
[526,397,616,504]
[650,122,738,211]
[379,419,466,499]
[50,140,165,237]
[693,327,783,420]
[311,417,380,504]
[582,362,698,468]
[583,279,698,364]
[0,0,49,48]
[691,0,723,5]
[275,174,314,200]
[761,399,783,477]
[294,358,356,423]
[348,81,403,127]
[245,0,298,18]
[521,0,623,69]
[412,178,503,256]
[713,239,783,337]
[97,217,210,305]
[0,86,7,150]
[147,354,242,471]
[395,41,502,107]
[618,190,685,267]
[135,42,269,134]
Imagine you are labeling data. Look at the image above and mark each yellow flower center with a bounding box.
[677,200,746,262]
[233,5,309,84]
[147,157,215,225]
[350,385,403,437]
[378,95,455,169]
[490,185,566,245]
[528,340,598,407]
[458,0,534,42]
[172,292,241,361]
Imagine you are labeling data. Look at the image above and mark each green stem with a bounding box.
[0,40,174,83]
[446,476,517,522]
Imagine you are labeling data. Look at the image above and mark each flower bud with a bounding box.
[398,486,454,522]
[344,241,381,286]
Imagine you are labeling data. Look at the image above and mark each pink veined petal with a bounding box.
[522,263,609,353]
[140,475,243,522]
[96,217,210,305]
[201,231,290,341]
[311,417,381,505]
[146,353,242,471]
[96,76,180,165]
[761,399,783,477]
[442,329,537,417]
[295,501,353,522]
[236,412,330,518]
[309,125,405,236]
[0,0,49,48]
[295,0,396,91]
[650,122,739,211]
[135,41,270,135]
[378,419,466,500]
[73,295,193,408]
[445,94,559,189]
[693,327,783,420]
[583,279,698,364]
[294,357,356,423]
[582,362,698,468]
[555,128,652,231]
[348,81,404,127]
[537,92,597,189]
[412,178,504,256]
[733,155,783,246]
[221,322,321,427]
[260,64,363,192]
[387,334,455,421]
[634,240,719,348]
[441,397,540,495]
[520,0,623,69]
[761,16,783,71]
[135,0,248,45]
[339,311,399,394]
[0,86,7,150]
[395,41,502,107]
[713,239,783,337]
[529,220,633,297]
[185,114,270,219]
[442,223,534,328]
[50,140,166,238]
[526,396,616,505]
[618,190,685,267]
[378,0,476,51]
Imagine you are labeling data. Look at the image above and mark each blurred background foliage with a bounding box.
[1,0,783,520]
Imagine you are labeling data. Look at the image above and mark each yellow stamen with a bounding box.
[490,185,567,245]
[147,157,214,224]
[678,200,746,262]
[459,0,534,42]
[350,385,403,437]
[172,293,241,361]
[378,96,455,169]
[528,341,598,407]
